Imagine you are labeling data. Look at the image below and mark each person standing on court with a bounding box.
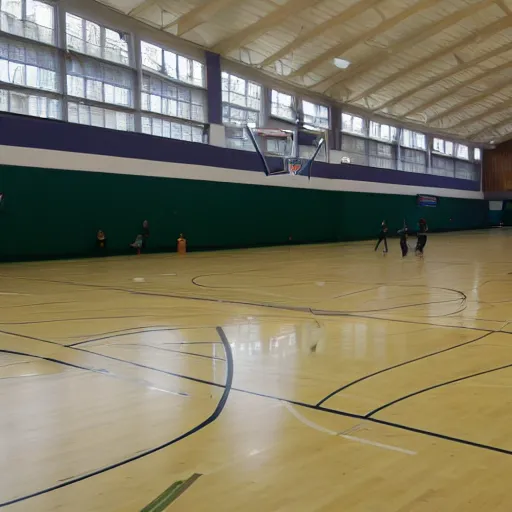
[416,218,428,257]
[397,225,408,257]
[375,220,388,253]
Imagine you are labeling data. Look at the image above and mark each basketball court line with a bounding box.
[282,401,417,456]
[316,331,494,406]
[366,360,512,417]
[4,320,511,460]
[67,327,204,347]
[0,272,503,335]
[0,327,233,509]
[66,338,512,459]
[2,319,512,511]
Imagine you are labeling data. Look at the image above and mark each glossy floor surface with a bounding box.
[1,230,512,511]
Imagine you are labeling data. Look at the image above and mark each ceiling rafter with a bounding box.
[403,60,512,117]
[129,0,156,16]
[162,0,239,36]
[259,0,383,69]
[428,80,511,123]
[347,16,511,104]
[471,116,512,140]
[313,0,497,94]
[449,96,512,129]
[212,0,324,55]
[289,0,442,79]
[373,39,512,113]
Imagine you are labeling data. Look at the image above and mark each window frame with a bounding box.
[369,120,397,143]
[433,137,455,156]
[67,100,135,131]
[401,128,426,151]
[341,112,365,136]
[221,70,261,127]
[270,89,295,122]
[66,54,135,109]
[65,12,131,68]
[302,99,329,130]
[141,114,205,143]
[0,85,62,119]
[140,71,206,124]
[0,0,56,46]
[140,40,205,90]
[455,143,469,160]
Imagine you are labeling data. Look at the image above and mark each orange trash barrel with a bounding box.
[177,234,187,254]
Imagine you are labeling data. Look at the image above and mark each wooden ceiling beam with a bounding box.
[259,0,382,68]
[403,61,512,117]
[449,96,512,129]
[212,0,324,55]
[347,15,511,104]
[469,115,512,140]
[314,0,496,94]
[428,80,510,123]
[289,0,442,79]
[162,0,240,35]
[374,40,512,113]
[128,0,156,16]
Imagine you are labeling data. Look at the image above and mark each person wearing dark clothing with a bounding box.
[96,230,107,255]
[416,218,428,257]
[398,226,408,257]
[375,220,388,253]
[142,220,150,250]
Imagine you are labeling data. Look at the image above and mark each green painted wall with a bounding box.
[0,165,488,261]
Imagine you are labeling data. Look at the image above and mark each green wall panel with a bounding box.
[0,165,488,261]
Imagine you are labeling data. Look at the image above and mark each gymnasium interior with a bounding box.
[1,0,512,510]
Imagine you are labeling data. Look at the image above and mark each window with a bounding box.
[271,89,294,121]
[341,134,366,165]
[302,100,328,129]
[66,14,129,67]
[68,101,134,131]
[221,71,260,124]
[431,155,455,177]
[369,121,397,142]
[221,71,261,151]
[456,143,469,160]
[474,147,481,161]
[341,113,364,135]
[0,38,59,92]
[140,41,204,88]
[222,104,258,126]
[0,87,60,118]
[455,159,477,180]
[400,148,426,173]
[141,73,205,122]
[369,139,396,170]
[0,0,55,45]
[141,116,203,143]
[139,41,206,138]
[401,129,426,150]
[67,56,133,107]
[433,137,454,156]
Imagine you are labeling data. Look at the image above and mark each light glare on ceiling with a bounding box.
[334,58,351,69]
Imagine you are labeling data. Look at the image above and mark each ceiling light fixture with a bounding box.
[334,58,351,69]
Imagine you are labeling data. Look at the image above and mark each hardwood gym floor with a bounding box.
[1,229,512,511]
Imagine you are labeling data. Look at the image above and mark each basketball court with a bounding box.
[1,229,512,511]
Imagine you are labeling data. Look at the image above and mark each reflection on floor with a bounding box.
[1,229,512,511]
